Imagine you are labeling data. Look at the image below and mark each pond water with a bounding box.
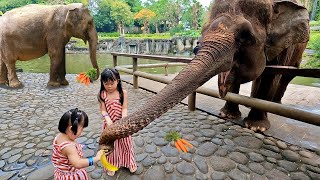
[16,54,320,88]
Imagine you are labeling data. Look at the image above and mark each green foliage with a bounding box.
[165,130,181,142]
[93,0,117,32]
[307,31,320,49]
[304,30,320,68]
[85,68,97,79]
[110,1,133,26]
[310,21,320,27]
[99,32,121,38]
[175,30,201,37]
[169,24,184,36]
[0,11,3,15]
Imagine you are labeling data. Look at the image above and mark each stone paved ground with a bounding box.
[0,73,320,180]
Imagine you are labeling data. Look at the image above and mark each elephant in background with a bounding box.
[0,3,99,88]
[99,0,309,147]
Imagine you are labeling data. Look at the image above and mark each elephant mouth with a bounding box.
[218,71,231,98]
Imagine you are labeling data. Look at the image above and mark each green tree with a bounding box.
[124,0,142,13]
[109,1,133,35]
[0,11,3,16]
[93,0,116,32]
[147,0,169,33]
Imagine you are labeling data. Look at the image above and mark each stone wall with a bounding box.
[66,36,200,56]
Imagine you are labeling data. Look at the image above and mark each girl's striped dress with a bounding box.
[51,136,89,180]
[101,90,136,171]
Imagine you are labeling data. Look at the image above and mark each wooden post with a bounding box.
[188,92,196,111]
[113,55,118,67]
[165,63,168,76]
[133,57,138,89]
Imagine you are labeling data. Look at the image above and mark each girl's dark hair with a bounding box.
[98,68,124,105]
[58,108,88,135]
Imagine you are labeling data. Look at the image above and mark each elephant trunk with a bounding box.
[88,25,99,79]
[99,29,236,145]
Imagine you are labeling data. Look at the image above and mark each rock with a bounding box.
[228,152,248,164]
[161,145,179,157]
[143,165,165,180]
[209,156,236,172]
[281,150,300,162]
[276,141,287,149]
[194,155,208,174]
[277,160,299,172]
[233,136,263,149]
[0,171,17,180]
[248,152,265,162]
[248,162,265,175]
[290,172,310,180]
[135,153,147,162]
[163,162,174,173]
[176,161,195,175]
[211,171,226,180]
[196,142,218,157]
[27,163,54,180]
[228,168,248,180]
[266,169,290,180]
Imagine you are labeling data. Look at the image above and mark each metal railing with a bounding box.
[111,52,320,127]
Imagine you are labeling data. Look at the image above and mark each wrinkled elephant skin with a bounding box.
[0,3,99,88]
[99,0,309,148]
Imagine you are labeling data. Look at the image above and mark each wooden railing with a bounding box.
[111,52,320,127]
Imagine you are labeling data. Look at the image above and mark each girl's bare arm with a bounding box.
[63,145,103,169]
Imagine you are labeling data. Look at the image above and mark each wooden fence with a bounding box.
[111,52,320,127]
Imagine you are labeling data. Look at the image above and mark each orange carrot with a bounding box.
[180,139,193,148]
[80,75,87,83]
[177,140,188,153]
[174,141,182,152]
[86,77,90,85]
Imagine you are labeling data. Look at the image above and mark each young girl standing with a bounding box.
[51,108,104,180]
[98,68,137,176]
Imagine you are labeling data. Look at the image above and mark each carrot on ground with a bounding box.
[177,139,188,153]
[180,139,193,148]
[174,141,182,152]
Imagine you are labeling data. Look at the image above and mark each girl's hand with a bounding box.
[104,119,113,126]
[94,149,104,162]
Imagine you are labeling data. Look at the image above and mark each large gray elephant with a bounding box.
[0,3,99,88]
[99,0,309,146]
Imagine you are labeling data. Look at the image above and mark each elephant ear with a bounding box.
[266,0,309,59]
[64,4,84,37]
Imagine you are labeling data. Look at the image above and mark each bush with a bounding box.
[304,31,320,68]
[98,32,120,38]
[310,21,320,27]
[169,24,184,36]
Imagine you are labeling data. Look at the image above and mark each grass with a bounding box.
[307,31,320,49]
[310,20,320,27]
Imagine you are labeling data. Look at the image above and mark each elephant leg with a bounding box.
[243,74,280,132]
[219,82,242,119]
[0,59,9,85]
[58,48,69,86]
[47,48,63,87]
[3,59,22,88]
[272,75,295,103]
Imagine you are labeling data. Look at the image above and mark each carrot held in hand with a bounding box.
[180,139,193,148]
